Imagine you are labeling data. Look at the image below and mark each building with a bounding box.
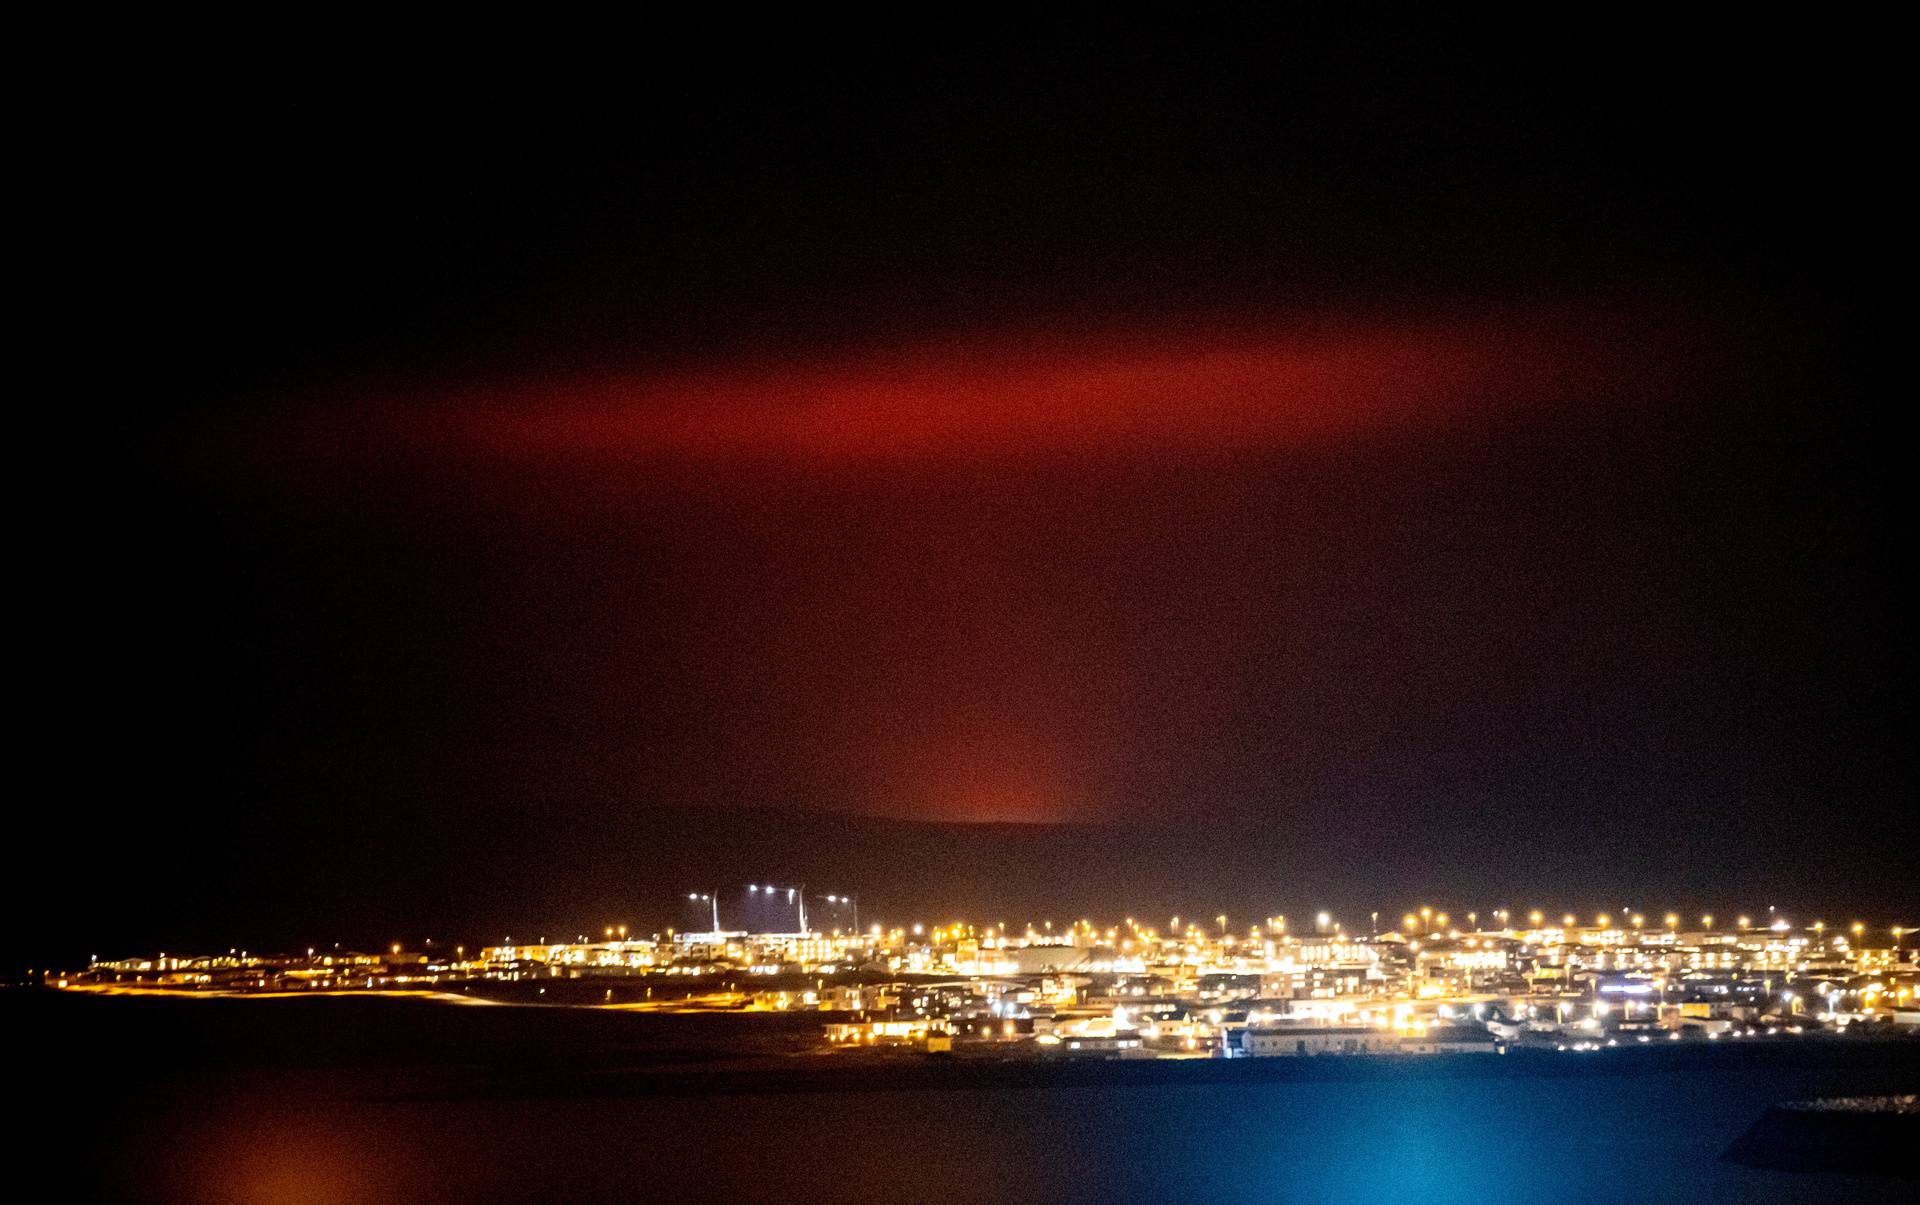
[1245,1024,1497,1056]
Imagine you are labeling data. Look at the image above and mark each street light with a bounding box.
[750,883,808,931]
[687,892,720,933]
[823,893,860,931]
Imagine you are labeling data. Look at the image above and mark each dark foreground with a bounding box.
[12,991,1917,1203]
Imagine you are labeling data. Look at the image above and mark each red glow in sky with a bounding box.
[221,303,1712,829]
[289,306,1693,478]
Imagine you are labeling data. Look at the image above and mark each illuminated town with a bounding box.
[53,893,1920,1060]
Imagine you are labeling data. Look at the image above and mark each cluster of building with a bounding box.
[58,905,1920,1059]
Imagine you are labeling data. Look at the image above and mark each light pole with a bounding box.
[688,892,720,933]
[751,883,808,932]
[825,894,859,932]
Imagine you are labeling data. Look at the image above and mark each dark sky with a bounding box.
[21,18,1911,965]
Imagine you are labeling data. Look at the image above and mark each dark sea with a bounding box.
[13,991,1915,1203]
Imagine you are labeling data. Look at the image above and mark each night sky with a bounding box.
[22,19,1910,967]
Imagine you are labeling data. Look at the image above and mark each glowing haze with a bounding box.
[260,306,1699,479]
[202,303,1724,829]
